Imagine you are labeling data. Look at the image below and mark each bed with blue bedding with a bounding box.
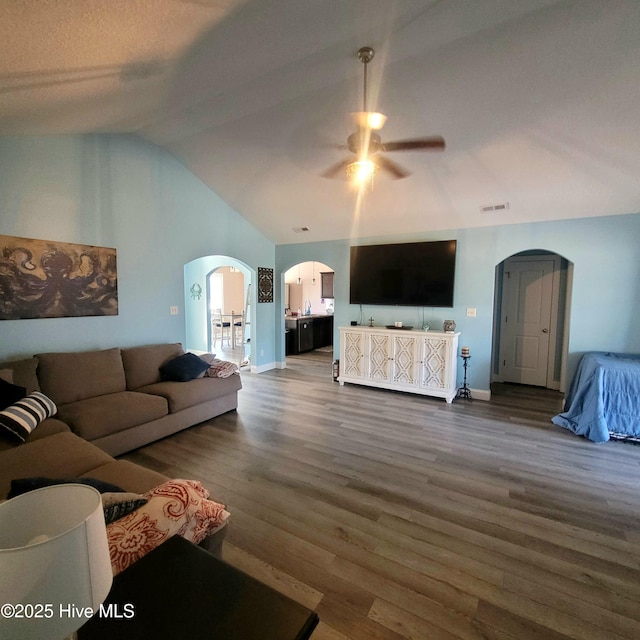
[552,352,640,443]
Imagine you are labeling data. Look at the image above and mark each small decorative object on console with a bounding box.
[443,319,456,333]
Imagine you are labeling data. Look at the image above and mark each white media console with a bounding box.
[338,326,460,403]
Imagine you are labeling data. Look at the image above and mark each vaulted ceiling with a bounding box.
[2,0,639,244]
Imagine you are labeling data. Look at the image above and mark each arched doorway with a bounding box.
[283,261,335,358]
[184,256,253,369]
[492,250,572,391]
[207,266,250,365]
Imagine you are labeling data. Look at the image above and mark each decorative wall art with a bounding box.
[257,267,274,303]
[0,235,118,320]
[190,283,202,300]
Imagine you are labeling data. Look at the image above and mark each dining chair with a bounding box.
[233,311,245,347]
[212,309,231,348]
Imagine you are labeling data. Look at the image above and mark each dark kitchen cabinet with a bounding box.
[313,315,334,349]
[285,328,295,356]
[285,317,313,353]
[286,315,333,354]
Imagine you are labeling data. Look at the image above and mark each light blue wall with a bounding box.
[276,213,640,392]
[2,134,638,391]
[0,135,275,366]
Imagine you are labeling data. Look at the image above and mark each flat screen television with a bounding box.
[350,240,456,307]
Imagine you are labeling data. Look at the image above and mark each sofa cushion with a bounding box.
[121,343,184,390]
[56,391,168,441]
[137,374,242,413]
[36,348,126,405]
[159,352,210,382]
[0,418,70,453]
[0,431,114,499]
[0,357,40,394]
[82,460,169,494]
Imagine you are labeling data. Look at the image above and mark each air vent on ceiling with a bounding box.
[292,226,310,233]
[480,202,510,213]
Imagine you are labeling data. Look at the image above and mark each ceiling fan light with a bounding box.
[353,111,387,130]
[346,159,378,183]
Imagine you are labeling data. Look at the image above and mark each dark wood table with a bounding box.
[79,535,319,639]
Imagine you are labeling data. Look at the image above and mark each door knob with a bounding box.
[542,328,549,333]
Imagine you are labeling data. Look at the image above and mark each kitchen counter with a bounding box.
[285,313,333,319]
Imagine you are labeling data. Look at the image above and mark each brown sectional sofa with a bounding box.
[30,343,241,456]
[0,343,240,556]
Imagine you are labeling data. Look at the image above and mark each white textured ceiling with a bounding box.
[2,0,639,244]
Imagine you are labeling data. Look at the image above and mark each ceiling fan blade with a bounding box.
[321,158,351,179]
[376,155,410,179]
[382,136,446,152]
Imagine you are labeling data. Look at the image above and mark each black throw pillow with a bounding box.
[0,378,27,411]
[159,352,210,382]
[7,476,125,499]
[101,493,148,524]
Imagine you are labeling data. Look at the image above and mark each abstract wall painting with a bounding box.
[0,235,118,320]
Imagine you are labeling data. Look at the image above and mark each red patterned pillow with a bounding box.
[106,479,229,575]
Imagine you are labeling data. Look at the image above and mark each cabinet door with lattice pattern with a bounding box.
[341,330,365,379]
[364,332,392,382]
[390,334,421,387]
[419,336,452,391]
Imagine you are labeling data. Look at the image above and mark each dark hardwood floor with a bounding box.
[123,350,640,639]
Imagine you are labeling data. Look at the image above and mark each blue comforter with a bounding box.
[552,352,640,443]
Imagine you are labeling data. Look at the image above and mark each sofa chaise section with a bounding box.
[0,427,228,559]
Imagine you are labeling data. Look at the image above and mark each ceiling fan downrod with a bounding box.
[357,46,375,113]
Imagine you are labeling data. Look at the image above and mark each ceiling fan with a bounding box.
[322,46,445,182]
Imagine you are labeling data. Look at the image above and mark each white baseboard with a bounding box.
[470,387,491,401]
[251,361,278,374]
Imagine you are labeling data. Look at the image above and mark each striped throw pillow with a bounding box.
[0,392,57,442]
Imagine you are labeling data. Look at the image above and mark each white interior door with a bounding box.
[499,258,555,386]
